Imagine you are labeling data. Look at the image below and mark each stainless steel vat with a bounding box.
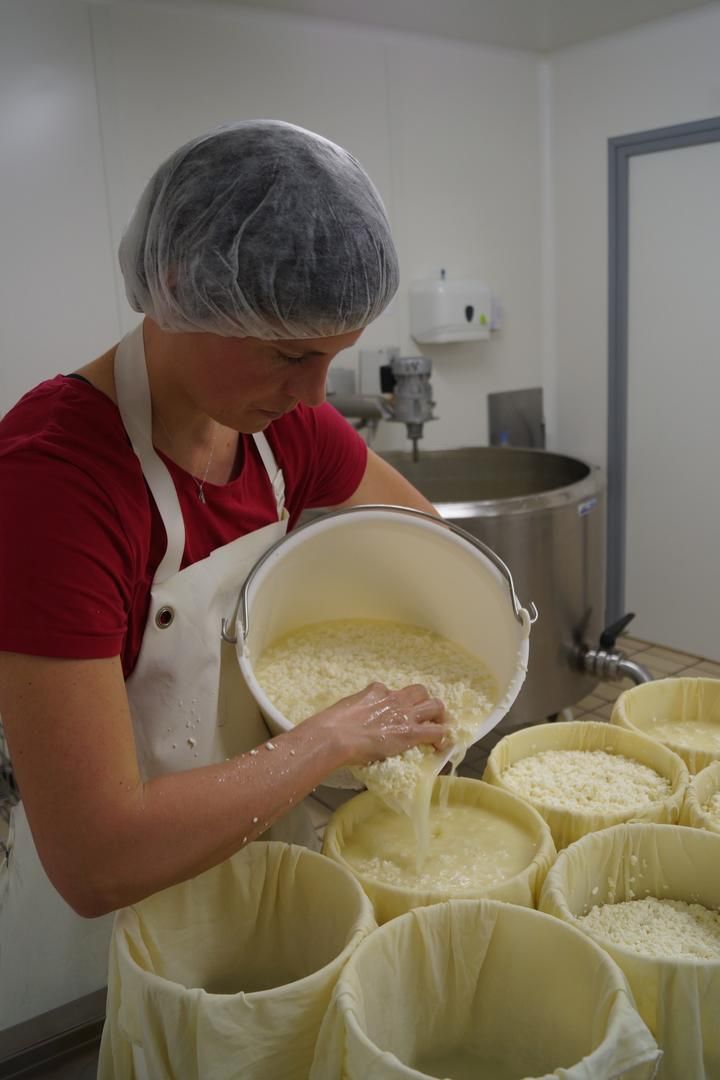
[380,446,606,729]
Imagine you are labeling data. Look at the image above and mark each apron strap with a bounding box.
[251,433,286,520]
[114,325,185,583]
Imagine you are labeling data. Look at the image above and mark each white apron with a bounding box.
[0,324,315,1031]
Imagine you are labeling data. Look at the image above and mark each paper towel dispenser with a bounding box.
[409,274,492,344]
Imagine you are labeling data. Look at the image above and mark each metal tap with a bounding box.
[573,613,652,686]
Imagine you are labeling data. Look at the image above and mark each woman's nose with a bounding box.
[285,357,333,407]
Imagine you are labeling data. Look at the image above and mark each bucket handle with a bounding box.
[221,504,538,645]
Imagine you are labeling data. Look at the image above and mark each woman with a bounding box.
[0,120,447,1015]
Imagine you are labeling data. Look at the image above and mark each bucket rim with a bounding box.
[221,505,537,648]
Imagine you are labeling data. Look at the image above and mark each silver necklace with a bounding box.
[156,412,218,504]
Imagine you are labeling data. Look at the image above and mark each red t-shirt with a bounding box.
[0,375,367,677]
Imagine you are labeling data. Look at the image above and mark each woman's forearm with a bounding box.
[66,681,446,916]
[2,651,446,919]
[77,722,345,916]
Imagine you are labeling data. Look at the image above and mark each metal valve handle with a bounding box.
[599,612,636,650]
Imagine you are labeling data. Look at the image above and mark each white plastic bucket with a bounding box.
[229,506,534,787]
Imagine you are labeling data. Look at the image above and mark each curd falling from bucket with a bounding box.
[255,617,498,870]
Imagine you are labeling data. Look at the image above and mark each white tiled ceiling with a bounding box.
[115,0,718,51]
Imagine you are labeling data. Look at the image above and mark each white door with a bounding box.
[626,140,720,660]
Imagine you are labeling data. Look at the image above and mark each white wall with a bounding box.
[6,1,718,458]
[548,4,720,470]
[380,33,543,451]
[1,0,544,453]
[0,0,120,412]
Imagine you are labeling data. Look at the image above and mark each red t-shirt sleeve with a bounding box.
[0,378,149,661]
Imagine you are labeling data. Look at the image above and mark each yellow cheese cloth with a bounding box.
[539,822,720,1079]
[97,841,376,1080]
[681,760,720,834]
[612,677,720,775]
[483,720,688,850]
[310,898,660,1080]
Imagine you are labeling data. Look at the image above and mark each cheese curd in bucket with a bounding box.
[483,720,689,850]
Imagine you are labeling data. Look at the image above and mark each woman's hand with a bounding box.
[306,681,448,768]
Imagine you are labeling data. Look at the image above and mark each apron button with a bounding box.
[155,606,175,629]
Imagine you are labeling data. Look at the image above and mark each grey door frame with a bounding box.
[606,114,720,623]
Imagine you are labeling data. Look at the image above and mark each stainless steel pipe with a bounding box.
[577,647,652,685]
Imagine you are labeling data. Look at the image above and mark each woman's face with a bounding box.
[171,327,364,431]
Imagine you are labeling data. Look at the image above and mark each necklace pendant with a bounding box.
[197,486,207,504]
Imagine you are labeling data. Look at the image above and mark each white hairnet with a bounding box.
[118,120,399,339]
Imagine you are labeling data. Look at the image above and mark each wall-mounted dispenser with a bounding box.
[409,270,493,344]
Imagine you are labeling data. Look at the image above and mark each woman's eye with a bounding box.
[277,352,304,365]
